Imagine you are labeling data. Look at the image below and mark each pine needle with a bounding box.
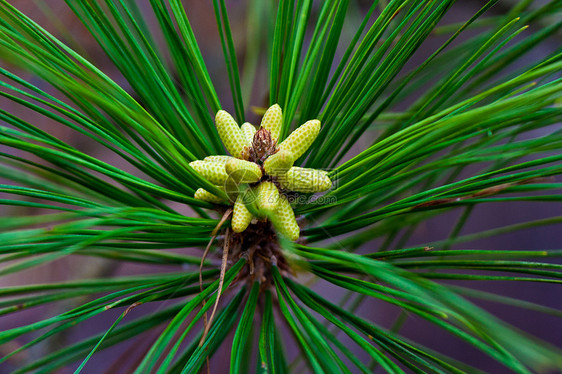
[199,209,232,349]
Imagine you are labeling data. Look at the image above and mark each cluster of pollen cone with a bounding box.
[190,104,332,241]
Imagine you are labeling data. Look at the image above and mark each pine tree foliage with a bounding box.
[0,0,561,372]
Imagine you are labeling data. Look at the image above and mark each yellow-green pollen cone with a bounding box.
[278,167,332,193]
[232,194,253,233]
[240,122,257,144]
[194,188,225,204]
[263,149,294,176]
[255,181,280,217]
[225,158,262,183]
[192,104,332,241]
